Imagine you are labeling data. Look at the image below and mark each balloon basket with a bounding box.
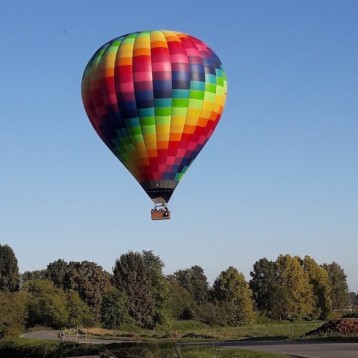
[151,204,171,220]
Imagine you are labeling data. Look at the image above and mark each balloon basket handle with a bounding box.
[151,204,171,220]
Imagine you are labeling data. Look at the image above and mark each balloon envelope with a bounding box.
[82,30,227,204]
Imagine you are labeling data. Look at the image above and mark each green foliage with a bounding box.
[113,251,155,328]
[249,258,277,314]
[101,288,132,329]
[66,290,94,327]
[213,266,255,326]
[323,261,349,310]
[63,260,112,322]
[0,292,27,338]
[45,259,112,323]
[46,259,68,288]
[196,301,228,326]
[143,250,171,324]
[0,244,20,292]
[302,256,332,319]
[21,270,47,283]
[272,255,314,320]
[23,279,69,329]
[249,255,352,321]
[113,251,170,328]
[168,277,196,320]
[0,245,353,337]
[173,265,209,306]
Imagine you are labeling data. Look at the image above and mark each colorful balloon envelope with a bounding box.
[81,30,227,217]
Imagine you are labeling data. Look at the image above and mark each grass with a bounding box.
[1,320,332,357]
[0,339,288,357]
[67,320,323,342]
[158,320,324,341]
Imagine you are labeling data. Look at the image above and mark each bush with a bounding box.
[0,292,27,338]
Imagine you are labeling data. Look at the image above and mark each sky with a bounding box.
[1,1,357,291]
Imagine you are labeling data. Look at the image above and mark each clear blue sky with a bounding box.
[1,1,357,291]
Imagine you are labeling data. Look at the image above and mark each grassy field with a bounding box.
[0,339,287,357]
[168,320,323,340]
[0,320,327,357]
[76,320,324,342]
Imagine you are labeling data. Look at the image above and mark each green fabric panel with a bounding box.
[155,107,171,116]
[189,90,205,100]
[172,98,189,107]
[140,116,155,126]
[141,125,156,134]
[156,116,171,125]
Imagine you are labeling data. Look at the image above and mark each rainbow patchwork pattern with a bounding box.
[82,30,227,204]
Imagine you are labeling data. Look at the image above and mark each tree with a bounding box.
[142,250,171,324]
[167,276,195,320]
[249,258,277,314]
[272,255,314,320]
[24,279,69,329]
[0,244,20,292]
[173,265,209,306]
[213,266,255,326]
[66,290,94,327]
[46,259,68,288]
[112,250,170,328]
[21,270,47,283]
[63,261,112,322]
[302,256,332,319]
[113,251,154,328]
[101,288,131,329]
[323,262,349,310]
[348,291,358,308]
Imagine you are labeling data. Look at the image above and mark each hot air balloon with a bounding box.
[81,30,227,220]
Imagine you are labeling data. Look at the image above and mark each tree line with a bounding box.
[0,243,356,338]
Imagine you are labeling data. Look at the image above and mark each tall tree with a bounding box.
[213,266,255,325]
[142,250,171,324]
[101,288,131,329]
[64,261,112,322]
[0,244,20,292]
[272,255,314,320]
[302,256,332,319]
[174,265,209,306]
[249,258,277,314]
[46,259,68,288]
[112,250,170,328]
[323,262,349,310]
[113,251,154,328]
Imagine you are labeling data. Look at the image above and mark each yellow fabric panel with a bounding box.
[150,31,168,47]
[186,108,201,125]
[156,124,170,142]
